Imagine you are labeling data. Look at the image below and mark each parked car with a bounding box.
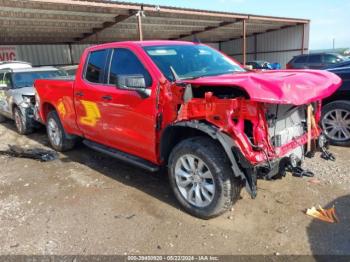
[58,65,78,76]
[246,61,273,70]
[0,66,66,134]
[321,61,350,146]
[287,53,348,69]
[34,41,341,219]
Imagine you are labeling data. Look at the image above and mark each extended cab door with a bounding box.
[98,47,157,162]
[74,48,110,142]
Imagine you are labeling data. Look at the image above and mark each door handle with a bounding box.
[101,95,112,101]
[75,91,84,97]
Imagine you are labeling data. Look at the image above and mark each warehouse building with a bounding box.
[0,0,309,68]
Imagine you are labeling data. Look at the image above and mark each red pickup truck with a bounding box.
[34,41,341,219]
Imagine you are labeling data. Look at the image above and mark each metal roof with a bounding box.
[0,0,310,44]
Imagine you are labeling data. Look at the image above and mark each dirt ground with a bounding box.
[0,121,349,255]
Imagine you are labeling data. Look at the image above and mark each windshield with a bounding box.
[143,45,244,81]
[12,70,65,88]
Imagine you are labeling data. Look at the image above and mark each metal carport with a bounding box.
[0,0,310,67]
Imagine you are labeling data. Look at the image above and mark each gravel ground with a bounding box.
[0,121,349,255]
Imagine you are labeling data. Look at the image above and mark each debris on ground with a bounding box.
[0,145,58,162]
[306,205,339,223]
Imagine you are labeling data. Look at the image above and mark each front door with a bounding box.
[99,48,157,162]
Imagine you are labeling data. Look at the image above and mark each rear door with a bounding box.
[74,48,110,142]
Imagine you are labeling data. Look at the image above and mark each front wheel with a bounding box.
[168,137,241,219]
[46,111,76,152]
[14,107,33,135]
[322,101,350,146]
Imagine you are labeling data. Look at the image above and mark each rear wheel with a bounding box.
[46,111,76,152]
[322,101,350,146]
[168,137,241,219]
[14,107,33,135]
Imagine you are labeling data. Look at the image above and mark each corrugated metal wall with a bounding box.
[9,44,91,66]
[220,24,309,68]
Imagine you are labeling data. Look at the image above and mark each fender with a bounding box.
[165,120,257,198]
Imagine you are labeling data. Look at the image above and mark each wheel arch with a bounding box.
[160,120,255,197]
[41,102,57,123]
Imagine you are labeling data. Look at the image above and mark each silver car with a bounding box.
[0,66,65,134]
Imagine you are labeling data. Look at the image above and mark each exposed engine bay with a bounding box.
[173,84,334,195]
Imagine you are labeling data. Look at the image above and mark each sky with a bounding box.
[117,0,349,50]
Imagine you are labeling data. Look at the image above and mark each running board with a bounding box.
[83,140,159,172]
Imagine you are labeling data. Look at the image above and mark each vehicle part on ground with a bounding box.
[46,111,76,152]
[289,166,314,178]
[306,205,339,223]
[321,101,350,146]
[14,107,33,135]
[168,137,241,219]
[0,145,58,162]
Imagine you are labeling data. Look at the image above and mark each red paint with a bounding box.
[34,41,342,166]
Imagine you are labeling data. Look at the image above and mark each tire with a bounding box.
[46,111,76,152]
[14,107,33,135]
[0,114,6,123]
[168,136,241,219]
[321,100,350,146]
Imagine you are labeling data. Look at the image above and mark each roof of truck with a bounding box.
[88,40,198,50]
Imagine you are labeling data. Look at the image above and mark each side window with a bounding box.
[108,48,152,88]
[324,54,337,64]
[85,49,108,84]
[294,56,307,63]
[309,55,322,63]
[3,73,12,88]
[0,72,4,84]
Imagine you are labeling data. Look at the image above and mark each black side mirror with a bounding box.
[116,74,151,98]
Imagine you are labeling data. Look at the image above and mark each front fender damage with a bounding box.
[172,120,257,198]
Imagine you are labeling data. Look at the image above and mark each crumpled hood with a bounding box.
[183,70,342,105]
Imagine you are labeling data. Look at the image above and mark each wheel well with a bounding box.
[42,103,56,123]
[323,92,350,106]
[160,124,219,164]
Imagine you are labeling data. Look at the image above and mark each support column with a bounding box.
[136,9,144,41]
[301,23,305,54]
[242,19,247,66]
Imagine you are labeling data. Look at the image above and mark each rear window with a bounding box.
[85,49,108,83]
[308,55,322,63]
[294,56,308,63]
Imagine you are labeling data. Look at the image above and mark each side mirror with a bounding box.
[0,83,7,90]
[116,74,151,98]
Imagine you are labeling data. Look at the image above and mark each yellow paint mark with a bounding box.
[57,100,66,118]
[80,100,101,127]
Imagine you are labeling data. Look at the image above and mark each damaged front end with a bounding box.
[174,84,334,198]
